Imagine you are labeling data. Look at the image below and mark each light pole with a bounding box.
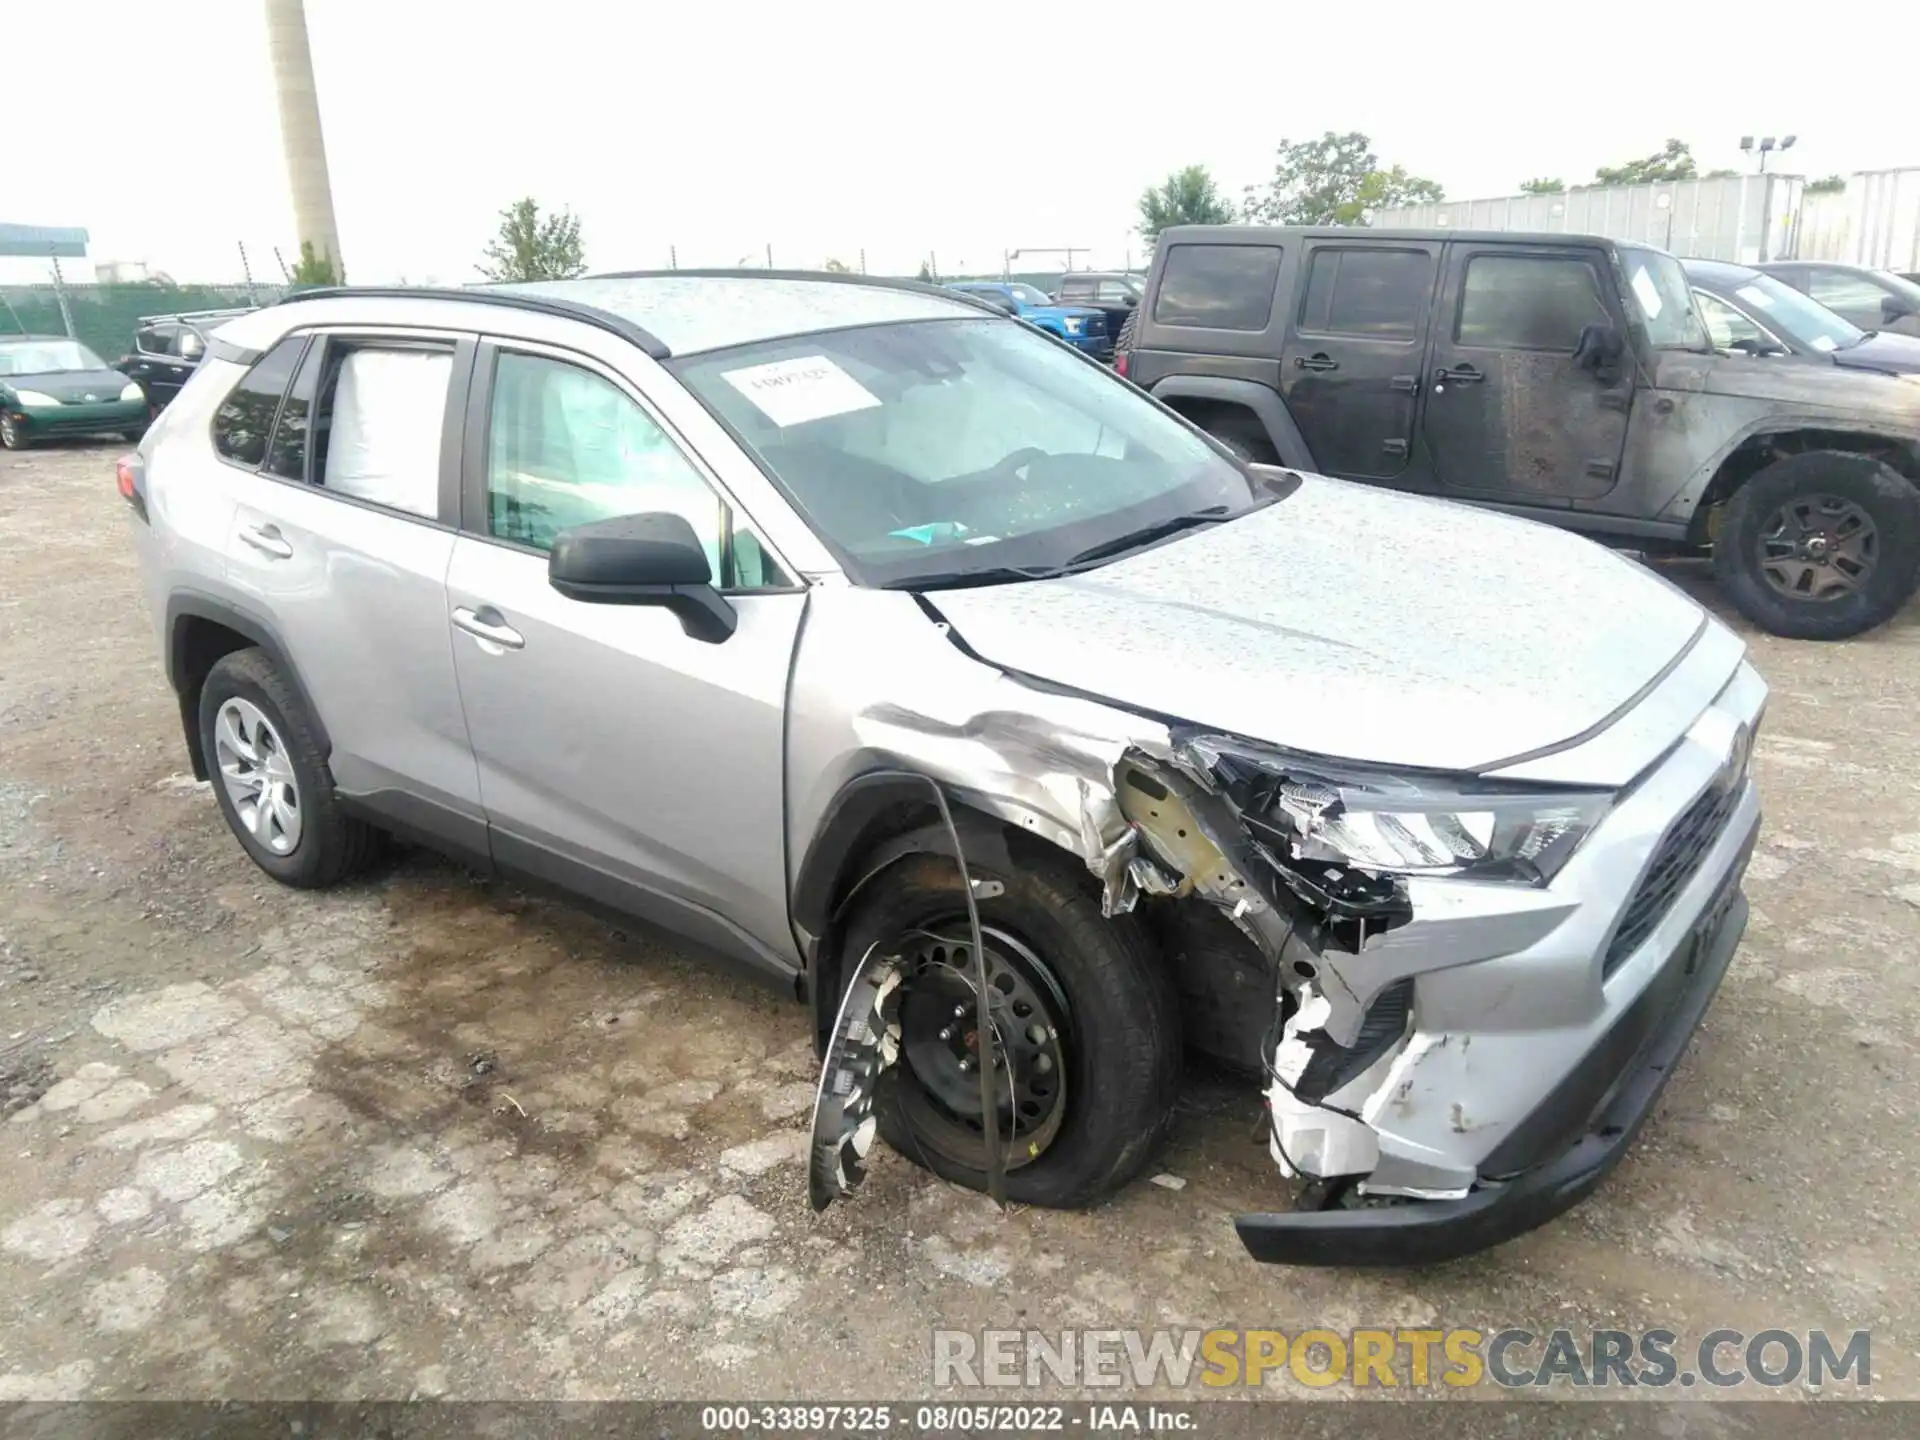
[265,0,343,278]
[1740,135,1797,263]
[1739,134,1797,175]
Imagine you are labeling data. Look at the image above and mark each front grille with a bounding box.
[1291,977,1413,1104]
[1602,776,1741,976]
[1084,314,1107,335]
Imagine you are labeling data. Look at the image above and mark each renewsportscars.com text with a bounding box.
[932,1327,1871,1390]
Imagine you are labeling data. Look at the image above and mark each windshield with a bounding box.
[1617,247,1709,350]
[1007,284,1051,306]
[672,317,1265,587]
[0,340,108,375]
[1719,273,1863,352]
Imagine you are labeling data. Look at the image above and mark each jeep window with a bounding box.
[673,317,1267,588]
[1457,254,1609,350]
[312,343,452,518]
[1299,248,1429,339]
[1617,246,1709,350]
[1722,274,1861,352]
[484,350,792,587]
[1154,244,1281,330]
[211,335,305,468]
[135,323,177,358]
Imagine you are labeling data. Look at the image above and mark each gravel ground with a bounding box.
[1,440,1915,1407]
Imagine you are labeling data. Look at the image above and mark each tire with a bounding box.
[197,648,379,888]
[837,843,1181,1209]
[1712,450,1920,640]
[0,413,29,451]
[1115,308,1138,354]
[1203,415,1280,467]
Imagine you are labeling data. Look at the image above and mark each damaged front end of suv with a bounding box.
[806,584,1764,1267]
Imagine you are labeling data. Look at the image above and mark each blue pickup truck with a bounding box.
[946,282,1112,360]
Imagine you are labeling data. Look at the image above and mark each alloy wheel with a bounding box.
[1758,493,1879,602]
[214,697,303,855]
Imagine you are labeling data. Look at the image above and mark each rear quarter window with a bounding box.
[1152,244,1282,330]
[211,335,306,468]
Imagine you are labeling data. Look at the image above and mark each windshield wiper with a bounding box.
[886,564,1064,592]
[1055,506,1234,572]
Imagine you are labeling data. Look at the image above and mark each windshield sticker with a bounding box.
[1630,267,1664,320]
[721,355,880,427]
[888,521,971,546]
[1735,284,1778,311]
[1811,336,1838,352]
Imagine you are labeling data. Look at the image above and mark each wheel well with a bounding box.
[1157,395,1271,448]
[170,616,257,779]
[1697,430,1920,542]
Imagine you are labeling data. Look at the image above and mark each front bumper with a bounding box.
[11,399,147,439]
[1233,647,1766,1265]
[1238,877,1748,1266]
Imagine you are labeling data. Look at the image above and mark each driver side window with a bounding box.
[1695,292,1769,350]
[485,352,787,587]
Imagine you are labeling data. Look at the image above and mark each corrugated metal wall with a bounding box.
[1375,175,1800,263]
[1794,170,1920,270]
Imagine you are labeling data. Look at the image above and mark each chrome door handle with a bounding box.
[238,524,293,559]
[452,606,525,650]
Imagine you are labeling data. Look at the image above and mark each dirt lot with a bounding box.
[1,440,1916,1405]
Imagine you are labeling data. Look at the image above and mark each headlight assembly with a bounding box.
[120,381,145,403]
[1062,317,1084,335]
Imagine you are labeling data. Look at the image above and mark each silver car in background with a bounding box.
[122,272,1762,1265]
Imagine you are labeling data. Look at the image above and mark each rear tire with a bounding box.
[198,648,379,888]
[837,844,1181,1209]
[1713,450,1920,640]
[1200,414,1280,467]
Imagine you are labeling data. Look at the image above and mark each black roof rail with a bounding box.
[584,267,1008,318]
[272,285,672,360]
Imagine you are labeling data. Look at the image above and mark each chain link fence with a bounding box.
[1,283,283,363]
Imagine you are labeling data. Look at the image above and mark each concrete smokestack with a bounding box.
[264,0,343,276]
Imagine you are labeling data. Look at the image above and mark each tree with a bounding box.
[1594,139,1697,186]
[478,198,587,282]
[1138,165,1237,240]
[822,258,853,273]
[1242,132,1443,226]
[915,260,933,282]
[1806,174,1847,195]
[1519,177,1566,194]
[287,240,341,287]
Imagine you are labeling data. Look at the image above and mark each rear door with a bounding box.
[220,328,485,836]
[1279,241,1439,483]
[1421,243,1631,503]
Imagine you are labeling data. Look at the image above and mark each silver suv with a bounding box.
[122,272,1764,1265]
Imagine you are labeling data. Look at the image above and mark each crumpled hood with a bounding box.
[924,476,1711,774]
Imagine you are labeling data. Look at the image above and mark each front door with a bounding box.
[1279,241,1440,483]
[1422,245,1632,503]
[445,341,806,979]
[221,329,484,830]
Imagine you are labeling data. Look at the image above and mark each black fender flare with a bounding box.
[165,591,332,779]
[1149,374,1317,471]
[791,770,1015,1052]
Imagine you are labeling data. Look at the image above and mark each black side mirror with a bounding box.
[548,511,736,643]
[1572,322,1626,381]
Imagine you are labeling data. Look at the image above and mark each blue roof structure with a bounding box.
[0,225,90,259]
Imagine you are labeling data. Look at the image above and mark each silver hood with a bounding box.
[925,475,1711,775]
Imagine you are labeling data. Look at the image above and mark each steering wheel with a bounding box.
[984,446,1049,482]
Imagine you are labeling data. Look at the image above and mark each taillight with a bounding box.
[1115,351,1129,378]
[117,454,147,521]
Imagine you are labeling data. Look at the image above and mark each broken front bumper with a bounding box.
[1237,880,1748,1266]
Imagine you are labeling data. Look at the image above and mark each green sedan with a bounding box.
[0,335,150,449]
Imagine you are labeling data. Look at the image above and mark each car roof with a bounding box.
[253,272,986,360]
[1681,257,1760,285]
[1154,223,1623,249]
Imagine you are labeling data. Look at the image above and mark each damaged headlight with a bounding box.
[1254,772,1612,884]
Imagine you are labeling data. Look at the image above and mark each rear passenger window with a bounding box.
[263,340,321,481]
[1298,248,1430,339]
[311,343,453,518]
[1456,255,1610,351]
[211,335,305,468]
[1153,244,1282,330]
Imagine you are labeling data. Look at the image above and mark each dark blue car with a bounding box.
[947,282,1112,359]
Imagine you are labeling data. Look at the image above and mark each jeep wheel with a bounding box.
[198,648,380,887]
[833,845,1180,1209]
[1714,450,1920,640]
[1202,417,1279,467]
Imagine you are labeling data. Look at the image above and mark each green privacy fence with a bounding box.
[0,283,284,364]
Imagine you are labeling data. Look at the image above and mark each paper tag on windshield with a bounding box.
[722,355,880,427]
[1735,284,1777,311]
[1630,267,1664,320]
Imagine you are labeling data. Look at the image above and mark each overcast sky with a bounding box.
[5,0,1909,285]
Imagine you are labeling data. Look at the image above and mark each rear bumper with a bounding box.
[1234,882,1748,1267]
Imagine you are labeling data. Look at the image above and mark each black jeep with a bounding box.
[1121,225,1920,640]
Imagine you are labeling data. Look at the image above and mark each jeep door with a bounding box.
[443,336,808,982]
[1278,240,1440,484]
[1421,244,1632,503]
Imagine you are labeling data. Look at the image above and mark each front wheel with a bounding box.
[835,845,1181,1209]
[0,413,29,450]
[1713,450,1920,640]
